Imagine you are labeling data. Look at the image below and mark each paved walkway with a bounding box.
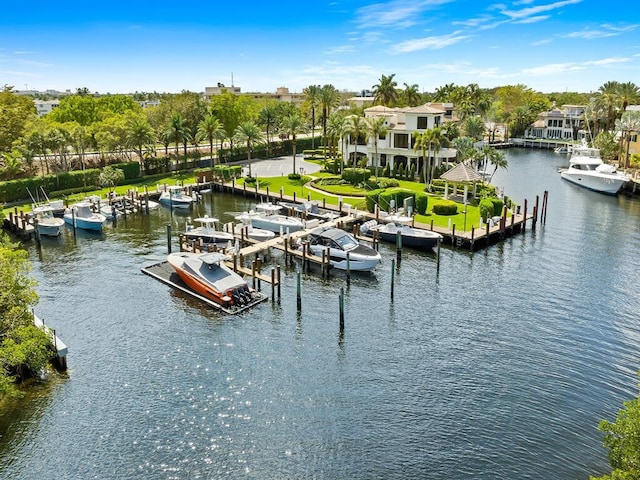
[246,155,322,178]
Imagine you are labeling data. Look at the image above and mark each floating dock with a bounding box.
[141,260,268,314]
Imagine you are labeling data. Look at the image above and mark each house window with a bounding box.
[417,117,428,129]
[394,134,409,149]
[434,116,441,127]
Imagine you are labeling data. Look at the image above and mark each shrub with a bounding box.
[414,191,429,215]
[111,161,140,180]
[432,200,458,215]
[288,173,301,180]
[479,198,494,221]
[490,197,504,216]
[244,176,257,185]
[342,168,370,185]
[365,188,385,213]
[379,188,415,212]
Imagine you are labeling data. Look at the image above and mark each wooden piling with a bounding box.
[346,251,351,285]
[396,229,402,262]
[277,265,281,301]
[296,272,302,311]
[339,286,345,331]
[436,238,441,275]
[390,258,395,301]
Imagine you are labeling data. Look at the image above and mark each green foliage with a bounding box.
[365,188,385,213]
[287,173,301,180]
[591,374,640,480]
[432,200,458,215]
[213,165,242,180]
[378,188,415,212]
[383,164,391,177]
[365,177,400,189]
[490,197,504,216]
[98,166,126,189]
[110,161,140,180]
[0,86,37,154]
[414,191,429,215]
[479,198,494,221]
[342,168,370,185]
[0,169,102,203]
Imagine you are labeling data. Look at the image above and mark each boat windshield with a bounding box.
[334,233,357,250]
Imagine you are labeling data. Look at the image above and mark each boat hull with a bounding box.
[63,215,105,231]
[560,171,628,195]
[251,216,304,233]
[36,221,64,237]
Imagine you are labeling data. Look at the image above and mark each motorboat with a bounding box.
[359,220,442,250]
[279,200,341,222]
[185,216,235,247]
[238,202,304,233]
[233,213,276,242]
[30,204,65,236]
[167,251,255,308]
[159,185,194,209]
[554,145,569,154]
[305,226,381,272]
[560,141,630,194]
[63,202,107,231]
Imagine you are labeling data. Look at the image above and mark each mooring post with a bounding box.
[391,258,395,301]
[543,190,549,225]
[523,199,528,232]
[33,218,41,245]
[436,238,441,275]
[277,265,281,301]
[396,229,402,263]
[72,208,77,239]
[339,286,345,331]
[470,226,475,251]
[271,268,275,301]
[296,272,302,312]
[346,251,351,285]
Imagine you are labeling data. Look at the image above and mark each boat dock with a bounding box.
[34,312,67,370]
[2,208,35,239]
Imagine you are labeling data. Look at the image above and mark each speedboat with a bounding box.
[560,141,630,194]
[554,145,569,154]
[63,202,107,231]
[238,202,304,233]
[305,226,381,271]
[159,186,194,209]
[359,219,442,250]
[185,216,235,247]
[30,204,65,236]
[279,200,341,222]
[233,213,276,242]
[167,251,255,308]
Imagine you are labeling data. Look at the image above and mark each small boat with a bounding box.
[554,145,569,154]
[560,140,630,195]
[63,202,107,231]
[233,214,276,242]
[359,220,442,250]
[159,186,194,209]
[238,202,304,233]
[185,216,235,247]
[278,200,341,222]
[305,226,381,272]
[167,251,255,308]
[30,204,65,236]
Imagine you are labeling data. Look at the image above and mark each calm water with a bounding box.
[1,149,639,479]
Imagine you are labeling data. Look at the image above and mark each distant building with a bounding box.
[525,104,585,141]
[33,99,60,116]
[204,84,304,105]
[342,103,457,173]
[624,105,640,161]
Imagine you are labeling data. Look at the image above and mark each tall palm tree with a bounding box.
[303,84,321,149]
[433,83,457,102]
[280,111,308,174]
[196,114,223,167]
[366,116,389,179]
[166,112,187,157]
[319,84,340,155]
[257,103,279,158]
[372,74,398,107]
[615,112,640,168]
[344,114,367,166]
[616,81,640,113]
[126,115,154,164]
[463,116,486,142]
[233,120,265,177]
[326,112,346,169]
[401,83,422,107]
[595,81,621,131]
[488,149,507,183]
[413,127,449,187]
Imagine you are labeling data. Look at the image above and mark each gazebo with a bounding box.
[439,162,484,202]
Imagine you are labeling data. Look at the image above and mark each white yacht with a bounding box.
[238,202,304,233]
[185,216,235,247]
[560,141,630,195]
[305,226,381,272]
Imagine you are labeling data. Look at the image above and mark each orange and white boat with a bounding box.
[167,252,254,307]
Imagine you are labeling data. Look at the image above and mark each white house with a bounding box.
[525,104,585,140]
[344,103,457,174]
[33,99,60,116]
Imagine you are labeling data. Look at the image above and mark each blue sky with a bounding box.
[1,0,638,95]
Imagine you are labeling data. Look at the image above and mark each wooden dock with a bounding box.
[2,209,35,239]
[34,312,67,370]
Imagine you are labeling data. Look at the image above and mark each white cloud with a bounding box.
[354,0,454,29]
[392,31,471,53]
[496,0,582,21]
[514,15,549,24]
[521,57,632,76]
[564,24,639,40]
[323,45,355,55]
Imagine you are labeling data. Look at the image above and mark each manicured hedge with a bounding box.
[111,161,140,180]
[432,200,458,215]
[342,168,370,185]
[0,169,102,203]
[365,188,385,212]
[479,198,494,221]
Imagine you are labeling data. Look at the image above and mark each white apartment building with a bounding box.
[345,103,457,173]
[33,99,60,116]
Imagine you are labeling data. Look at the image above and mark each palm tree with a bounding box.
[166,112,187,157]
[372,74,398,107]
[280,111,308,174]
[616,82,640,113]
[196,114,222,167]
[595,81,621,131]
[303,84,321,149]
[344,114,367,166]
[326,112,346,170]
[488,149,507,183]
[366,116,389,179]
[401,83,422,107]
[615,112,640,168]
[463,116,486,142]
[257,103,279,158]
[319,84,340,156]
[413,127,449,187]
[233,121,264,178]
[433,83,457,102]
[126,115,154,165]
